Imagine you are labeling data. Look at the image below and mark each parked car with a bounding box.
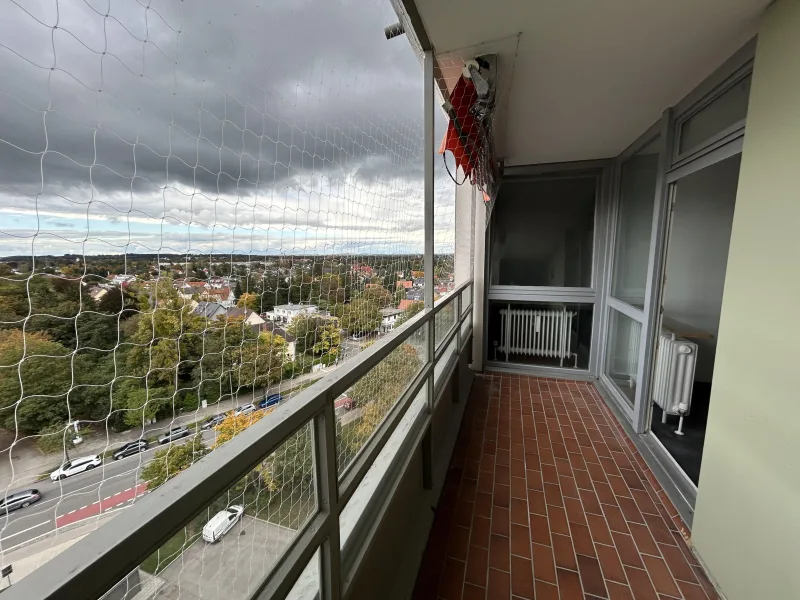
[234,403,255,417]
[50,455,102,481]
[200,414,226,430]
[202,505,244,543]
[112,440,149,461]
[259,394,282,410]
[158,426,191,444]
[0,489,41,513]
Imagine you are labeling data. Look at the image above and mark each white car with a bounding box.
[202,505,244,543]
[50,455,102,481]
[234,403,255,417]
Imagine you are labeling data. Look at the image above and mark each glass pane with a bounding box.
[286,548,320,600]
[604,309,642,407]
[487,301,593,369]
[434,337,458,386]
[490,176,596,287]
[118,423,316,599]
[336,325,426,475]
[339,384,426,547]
[435,301,456,348]
[679,74,751,154]
[611,137,660,308]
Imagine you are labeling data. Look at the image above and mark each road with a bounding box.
[0,427,220,549]
[0,366,339,550]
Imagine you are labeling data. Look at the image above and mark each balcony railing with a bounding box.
[7,280,473,600]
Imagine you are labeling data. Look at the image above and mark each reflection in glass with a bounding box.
[490,176,596,287]
[611,137,659,309]
[604,309,642,407]
[679,74,751,154]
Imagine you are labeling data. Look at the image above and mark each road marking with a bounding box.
[103,496,111,501]
[124,487,132,492]
[79,505,87,510]
[0,520,50,541]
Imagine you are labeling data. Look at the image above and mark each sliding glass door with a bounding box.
[601,127,665,426]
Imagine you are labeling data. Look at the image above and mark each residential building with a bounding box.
[264,303,319,325]
[198,286,235,308]
[378,307,404,332]
[225,307,266,332]
[261,320,297,361]
[192,302,227,321]
[109,274,136,286]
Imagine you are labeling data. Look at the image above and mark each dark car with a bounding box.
[112,440,149,461]
[158,426,191,444]
[0,489,41,513]
[259,394,283,410]
[200,414,226,430]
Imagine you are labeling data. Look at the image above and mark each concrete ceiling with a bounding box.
[410,0,769,166]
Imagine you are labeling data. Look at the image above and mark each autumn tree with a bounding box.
[341,343,421,468]
[212,410,268,448]
[396,301,424,327]
[288,315,341,357]
[236,292,259,311]
[140,433,208,489]
[339,299,381,335]
[357,285,393,308]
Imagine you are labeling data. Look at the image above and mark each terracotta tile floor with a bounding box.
[413,374,720,600]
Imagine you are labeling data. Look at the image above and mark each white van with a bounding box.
[202,505,244,543]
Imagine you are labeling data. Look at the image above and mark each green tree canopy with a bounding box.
[140,433,208,489]
[339,299,381,335]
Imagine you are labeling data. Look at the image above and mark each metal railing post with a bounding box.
[314,396,341,599]
[423,48,435,414]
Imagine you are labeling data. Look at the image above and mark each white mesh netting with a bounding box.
[0,0,454,596]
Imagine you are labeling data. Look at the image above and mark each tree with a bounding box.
[311,322,340,357]
[396,301,424,327]
[211,409,269,448]
[140,433,208,489]
[0,330,73,434]
[358,285,393,308]
[339,299,381,335]
[237,292,259,311]
[36,423,75,455]
[343,343,422,467]
[288,315,340,357]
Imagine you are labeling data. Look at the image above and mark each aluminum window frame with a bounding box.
[485,161,611,377]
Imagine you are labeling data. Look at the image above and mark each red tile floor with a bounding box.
[413,374,719,600]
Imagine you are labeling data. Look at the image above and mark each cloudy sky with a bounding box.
[0,0,455,258]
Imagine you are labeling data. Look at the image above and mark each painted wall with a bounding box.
[661,154,740,382]
[693,2,800,598]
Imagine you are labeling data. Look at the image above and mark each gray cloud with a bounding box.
[0,0,457,256]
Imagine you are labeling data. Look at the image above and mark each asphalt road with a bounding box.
[0,370,329,550]
[0,428,217,549]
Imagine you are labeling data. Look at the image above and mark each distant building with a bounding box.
[379,307,404,332]
[265,303,318,325]
[193,302,227,320]
[87,286,108,302]
[406,289,424,302]
[110,274,136,286]
[199,287,235,308]
[225,307,266,332]
[261,321,297,361]
[398,299,418,311]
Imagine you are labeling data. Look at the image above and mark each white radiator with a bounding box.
[499,308,576,366]
[652,330,697,428]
